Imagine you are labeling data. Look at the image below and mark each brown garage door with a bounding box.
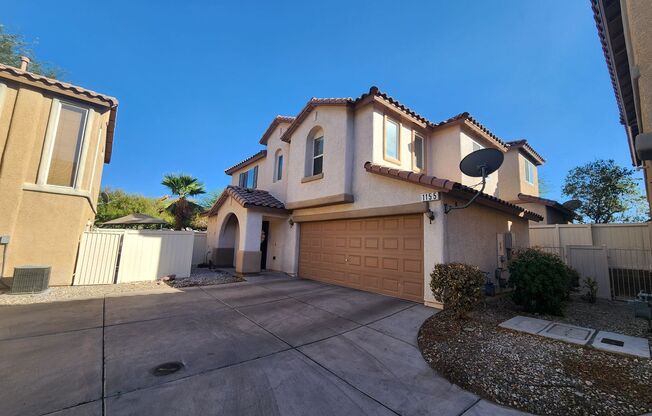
[299,214,424,302]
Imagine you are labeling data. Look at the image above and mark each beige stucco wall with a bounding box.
[445,195,530,273]
[498,149,539,201]
[429,125,462,181]
[0,81,111,285]
[285,106,354,205]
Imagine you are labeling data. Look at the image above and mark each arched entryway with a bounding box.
[214,213,240,267]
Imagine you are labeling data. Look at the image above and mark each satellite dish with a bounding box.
[562,199,581,211]
[445,148,505,214]
[459,148,504,178]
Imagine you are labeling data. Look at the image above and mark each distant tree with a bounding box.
[199,189,224,210]
[161,174,206,230]
[95,188,172,227]
[0,24,61,78]
[562,159,648,223]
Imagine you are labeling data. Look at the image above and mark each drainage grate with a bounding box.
[601,338,625,347]
[151,361,184,377]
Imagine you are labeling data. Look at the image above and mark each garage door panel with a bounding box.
[299,214,424,302]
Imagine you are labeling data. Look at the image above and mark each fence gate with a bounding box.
[73,231,123,285]
[566,245,611,299]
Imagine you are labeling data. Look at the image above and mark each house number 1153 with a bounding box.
[419,192,440,202]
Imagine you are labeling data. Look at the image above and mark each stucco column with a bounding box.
[236,211,263,274]
[285,222,300,276]
[423,199,447,309]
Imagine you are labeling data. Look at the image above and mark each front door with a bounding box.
[260,221,269,270]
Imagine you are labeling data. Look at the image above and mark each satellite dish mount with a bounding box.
[444,148,504,214]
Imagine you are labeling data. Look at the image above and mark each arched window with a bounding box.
[306,126,324,177]
[274,149,283,182]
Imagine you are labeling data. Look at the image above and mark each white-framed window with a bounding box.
[312,136,324,175]
[524,158,535,184]
[414,132,424,171]
[384,117,400,162]
[38,99,94,189]
[238,166,258,189]
[471,139,483,152]
[275,152,283,181]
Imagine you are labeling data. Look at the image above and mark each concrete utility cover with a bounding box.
[540,323,595,345]
[499,316,551,335]
[593,331,651,359]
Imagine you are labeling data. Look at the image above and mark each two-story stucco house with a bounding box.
[0,59,118,286]
[206,86,546,307]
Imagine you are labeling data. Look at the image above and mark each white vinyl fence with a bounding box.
[73,229,197,285]
[529,223,652,300]
[192,232,209,266]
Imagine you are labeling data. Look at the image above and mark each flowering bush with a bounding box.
[430,263,484,319]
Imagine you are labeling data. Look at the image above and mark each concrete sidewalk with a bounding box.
[0,273,526,416]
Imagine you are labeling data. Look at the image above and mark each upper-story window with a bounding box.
[275,151,283,182]
[312,136,324,175]
[471,139,483,152]
[413,132,424,171]
[524,158,535,184]
[39,100,92,189]
[238,166,258,189]
[384,117,400,163]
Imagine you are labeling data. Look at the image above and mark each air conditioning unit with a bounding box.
[11,266,51,294]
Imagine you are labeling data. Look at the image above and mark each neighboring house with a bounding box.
[592,0,652,211]
[499,139,574,224]
[0,59,118,286]
[206,86,544,307]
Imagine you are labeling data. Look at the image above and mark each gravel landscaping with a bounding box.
[418,296,652,416]
[0,280,172,305]
[165,267,243,288]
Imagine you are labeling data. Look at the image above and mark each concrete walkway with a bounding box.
[0,273,525,416]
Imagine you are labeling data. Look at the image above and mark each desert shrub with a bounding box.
[582,277,598,303]
[430,263,484,319]
[508,248,570,315]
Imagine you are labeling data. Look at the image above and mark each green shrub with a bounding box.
[582,277,598,304]
[430,263,484,319]
[508,248,570,315]
[566,266,581,292]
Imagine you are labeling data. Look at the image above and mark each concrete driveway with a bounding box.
[0,273,524,416]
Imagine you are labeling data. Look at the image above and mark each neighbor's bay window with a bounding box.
[384,117,400,163]
[238,166,258,189]
[38,99,94,189]
[312,136,324,175]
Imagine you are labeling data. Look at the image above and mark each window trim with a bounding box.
[524,157,535,185]
[312,135,324,176]
[412,131,425,172]
[37,98,95,190]
[383,115,401,165]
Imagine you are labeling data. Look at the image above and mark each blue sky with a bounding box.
[3,0,639,201]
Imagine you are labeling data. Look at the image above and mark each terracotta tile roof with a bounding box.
[506,139,545,165]
[0,63,119,163]
[278,86,511,153]
[224,150,267,175]
[517,193,574,218]
[259,115,296,145]
[364,162,543,222]
[432,112,508,150]
[591,0,639,165]
[206,186,286,216]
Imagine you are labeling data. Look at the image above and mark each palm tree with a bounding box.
[161,174,206,230]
